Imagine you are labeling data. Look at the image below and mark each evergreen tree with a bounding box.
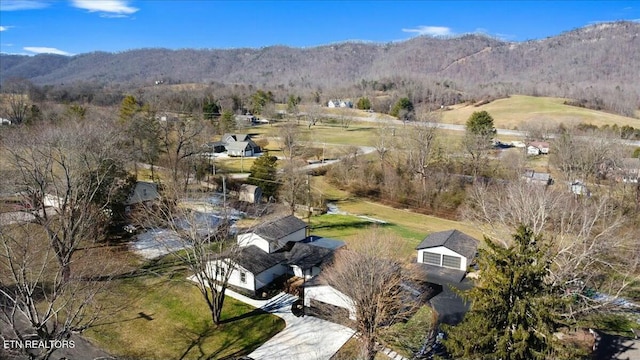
[390,97,414,120]
[357,97,372,110]
[247,152,279,198]
[466,110,497,138]
[119,95,140,123]
[218,110,236,134]
[443,226,581,360]
[203,100,220,121]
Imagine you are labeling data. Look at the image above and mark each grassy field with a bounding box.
[308,176,485,258]
[441,95,640,129]
[85,273,284,359]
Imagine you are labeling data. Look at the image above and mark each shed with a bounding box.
[239,184,262,204]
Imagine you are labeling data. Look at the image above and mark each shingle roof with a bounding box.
[222,133,251,142]
[225,141,250,152]
[124,182,159,205]
[285,242,335,270]
[416,230,478,260]
[251,215,307,243]
[234,245,285,274]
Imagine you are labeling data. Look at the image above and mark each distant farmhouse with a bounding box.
[527,141,550,155]
[618,158,640,183]
[327,99,353,108]
[202,133,261,157]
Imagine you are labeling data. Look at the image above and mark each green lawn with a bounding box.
[85,274,284,360]
[442,95,640,129]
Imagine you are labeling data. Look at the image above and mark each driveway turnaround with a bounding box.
[225,290,355,360]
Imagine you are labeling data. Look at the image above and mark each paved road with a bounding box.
[224,290,355,360]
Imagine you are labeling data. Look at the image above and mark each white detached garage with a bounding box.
[416,230,478,283]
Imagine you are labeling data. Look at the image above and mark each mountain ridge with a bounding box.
[1,21,639,115]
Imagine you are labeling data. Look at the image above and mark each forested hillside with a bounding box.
[1,21,639,115]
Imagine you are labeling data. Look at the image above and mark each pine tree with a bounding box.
[442,225,582,360]
[247,152,279,198]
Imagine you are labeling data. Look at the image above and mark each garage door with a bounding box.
[422,251,441,266]
[442,255,461,269]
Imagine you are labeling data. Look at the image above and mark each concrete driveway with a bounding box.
[225,290,355,360]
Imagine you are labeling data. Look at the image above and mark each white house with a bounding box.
[327,99,353,108]
[416,230,478,284]
[212,235,343,295]
[570,180,590,196]
[222,133,261,157]
[226,142,254,157]
[209,245,289,294]
[527,141,550,155]
[327,100,339,108]
[527,145,541,156]
[237,215,308,253]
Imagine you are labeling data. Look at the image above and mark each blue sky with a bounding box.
[1,0,639,56]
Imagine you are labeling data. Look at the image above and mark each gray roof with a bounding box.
[250,215,307,243]
[285,242,335,270]
[125,182,159,205]
[416,230,478,260]
[225,141,251,152]
[222,133,252,142]
[302,236,346,250]
[413,263,468,284]
[234,245,285,274]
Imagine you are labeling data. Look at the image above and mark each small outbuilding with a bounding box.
[416,229,478,284]
[239,184,262,204]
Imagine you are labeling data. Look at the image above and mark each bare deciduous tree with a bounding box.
[320,230,423,360]
[158,117,205,193]
[1,122,127,360]
[141,190,240,326]
[5,122,128,282]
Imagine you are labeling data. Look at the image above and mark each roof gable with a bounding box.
[416,230,478,260]
[250,215,307,242]
[125,182,159,205]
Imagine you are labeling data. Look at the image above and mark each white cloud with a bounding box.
[71,0,138,15]
[402,25,454,37]
[0,26,8,31]
[0,0,50,11]
[24,46,72,55]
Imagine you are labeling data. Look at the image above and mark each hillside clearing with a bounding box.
[442,95,640,129]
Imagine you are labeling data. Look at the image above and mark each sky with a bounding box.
[0,0,639,56]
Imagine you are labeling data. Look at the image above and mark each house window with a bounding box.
[442,255,462,269]
[422,251,441,266]
[240,272,246,284]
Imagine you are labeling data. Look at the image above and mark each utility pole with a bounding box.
[222,175,227,210]
[306,174,311,237]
